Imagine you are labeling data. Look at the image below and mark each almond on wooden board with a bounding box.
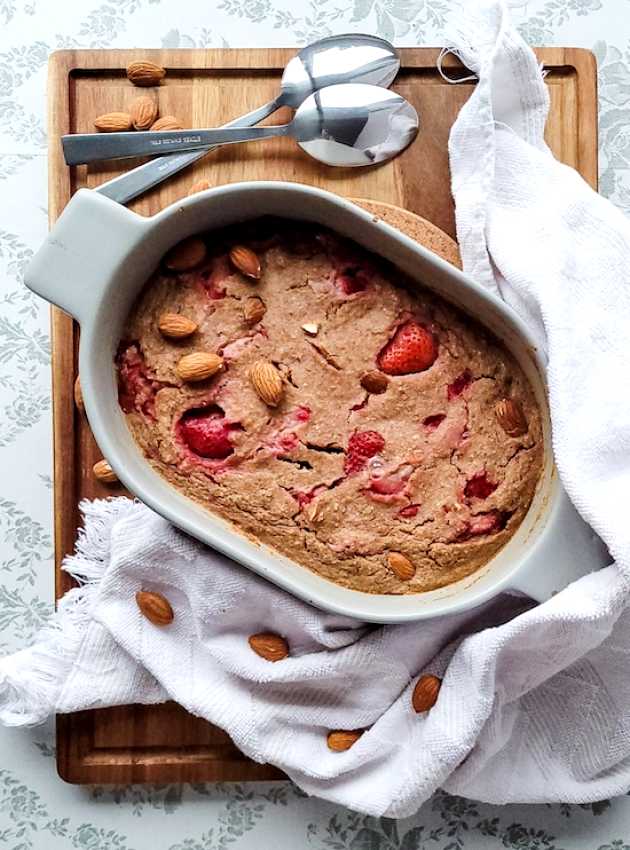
[248,632,289,662]
[495,398,528,437]
[229,245,261,280]
[93,458,118,484]
[164,236,207,271]
[176,352,223,383]
[387,551,415,581]
[151,115,183,131]
[242,296,266,326]
[360,370,389,394]
[412,674,442,713]
[127,60,166,87]
[158,312,198,339]
[130,95,158,130]
[188,178,211,196]
[73,375,84,412]
[136,590,174,626]
[249,360,284,407]
[327,730,363,752]
[94,111,132,132]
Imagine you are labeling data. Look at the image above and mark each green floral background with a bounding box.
[1,0,630,847]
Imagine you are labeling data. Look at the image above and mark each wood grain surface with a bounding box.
[47,46,597,783]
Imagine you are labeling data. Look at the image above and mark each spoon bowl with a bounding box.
[279,33,400,108]
[294,84,419,167]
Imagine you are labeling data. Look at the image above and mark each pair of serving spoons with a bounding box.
[63,35,418,200]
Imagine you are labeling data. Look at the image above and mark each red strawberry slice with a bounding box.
[344,430,385,475]
[377,321,438,376]
[178,407,239,459]
[464,472,498,500]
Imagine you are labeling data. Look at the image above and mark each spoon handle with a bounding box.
[92,97,281,204]
[63,120,288,166]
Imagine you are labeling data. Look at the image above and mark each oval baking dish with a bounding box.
[25,182,609,622]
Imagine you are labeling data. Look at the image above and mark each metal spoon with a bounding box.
[64,84,418,168]
[94,34,400,204]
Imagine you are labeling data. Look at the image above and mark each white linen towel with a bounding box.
[3,0,630,817]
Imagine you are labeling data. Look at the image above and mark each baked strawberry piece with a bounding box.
[335,266,370,295]
[344,430,385,475]
[465,511,506,538]
[378,321,438,375]
[464,472,498,500]
[178,407,240,459]
[423,413,446,430]
[447,369,473,400]
[117,343,164,419]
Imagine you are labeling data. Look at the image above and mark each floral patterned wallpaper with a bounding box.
[1,0,630,847]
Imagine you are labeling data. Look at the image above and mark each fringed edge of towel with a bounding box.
[0,497,138,726]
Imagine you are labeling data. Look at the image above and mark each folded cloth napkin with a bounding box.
[3,0,630,816]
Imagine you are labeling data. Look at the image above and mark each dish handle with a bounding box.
[508,485,611,602]
[24,189,148,323]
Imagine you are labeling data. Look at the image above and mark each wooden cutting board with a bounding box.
[48,47,597,783]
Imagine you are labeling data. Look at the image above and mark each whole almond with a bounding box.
[243,296,266,326]
[151,115,183,131]
[136,590,174,626]
[248,632,289,662]
[93,459,118,484]
[327,730,363,752]
[127,60,166,87]
[360,370,389,394]
[495,398,528,437]
[387,551,415,581]
[164,236,207,271]
[249,360,284,407]
[130,95,158,130]
[94,111,132,132]
[188,178,211,196]
[412,674,442,713]
[176,352,223,383]
[229,245,261,280]
[74,375,84,412]
[158,312,198,339]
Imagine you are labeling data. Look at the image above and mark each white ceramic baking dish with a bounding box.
[25,182,609,623]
